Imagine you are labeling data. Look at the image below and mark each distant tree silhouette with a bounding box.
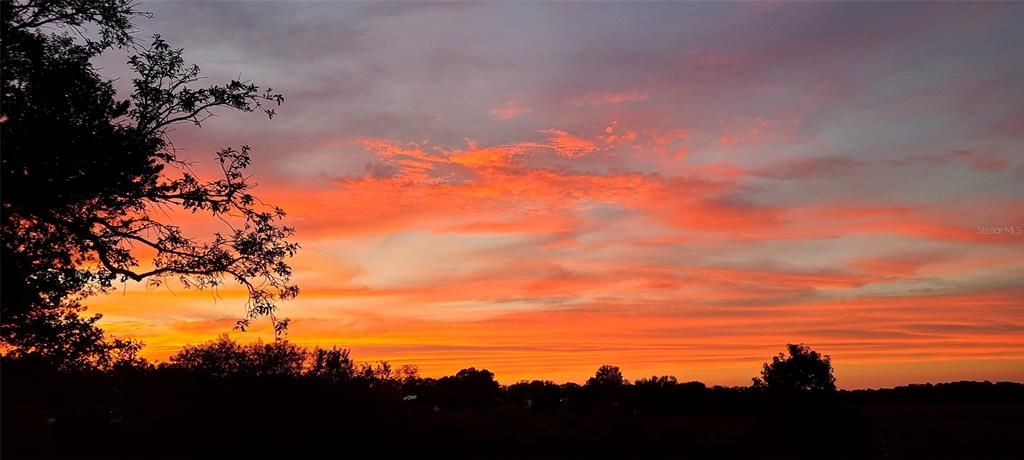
[166,335,306,378]
[585,364,629,407]
[393,364,420,383]
[1,0,296,368]
[587,364,628,387]
[508,380,563,412]
[166,335,248,377]
[359,360,394,382]
[634,375,678,388]
[246,339,306,378]
[307,346,357,382]
[436,367,501,411]
[752,343,836,392]
[631,375,681,414]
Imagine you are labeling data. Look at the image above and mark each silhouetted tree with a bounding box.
[634,375,678,388]
[1,0,296,368]
[436,367,501,411]
[587,364,628,388]
[393,364,420,383]
[585,364,629,407]
[166,335,306,378]
[165,335,248,377]
[631,375,680,414]
[752,343,836,392]
[508,380,563,412]
[359,360,393,382]
[0,298,145,371]
[245,339,306,378]
[306,346,356,382]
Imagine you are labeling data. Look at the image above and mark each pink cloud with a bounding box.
[573,90,650,106]
[599,120,638,147]
[489,100,532,120]
[540,129,599,158]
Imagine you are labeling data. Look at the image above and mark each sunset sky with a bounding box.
[90,1,1024,388]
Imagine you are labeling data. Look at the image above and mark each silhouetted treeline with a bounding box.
[3,338,1022,459]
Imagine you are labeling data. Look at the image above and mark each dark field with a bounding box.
[4,361,1022,459]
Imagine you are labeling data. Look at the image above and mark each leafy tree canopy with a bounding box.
[1,0,297,368]
[753,343,837,392]
[587,364,628,387]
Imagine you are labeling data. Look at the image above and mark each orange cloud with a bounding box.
[76,2,1024,391]
[600,120,638,147]
[540,129,599,158]
[88,131,1024,389]
[448,140,546,168]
